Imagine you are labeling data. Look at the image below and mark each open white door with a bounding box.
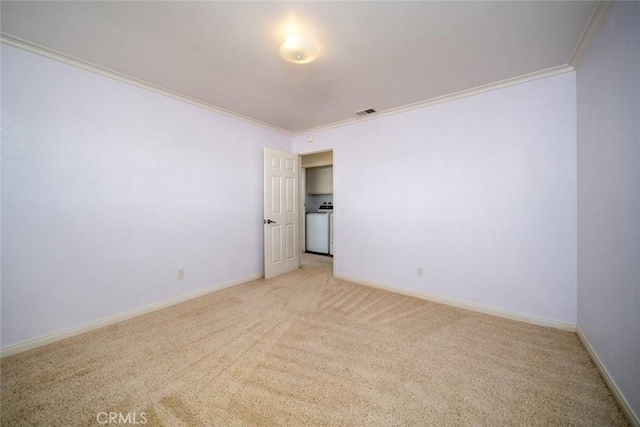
[264,148,299,279]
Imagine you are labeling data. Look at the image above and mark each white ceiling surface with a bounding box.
[1,1,597,133]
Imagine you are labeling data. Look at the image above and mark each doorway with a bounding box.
[300,150,334,274]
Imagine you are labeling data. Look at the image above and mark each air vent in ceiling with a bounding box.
[354,108,377,116]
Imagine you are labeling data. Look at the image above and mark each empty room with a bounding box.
[1,1,638,426]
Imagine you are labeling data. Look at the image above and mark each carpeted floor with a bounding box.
[1,254,628,426]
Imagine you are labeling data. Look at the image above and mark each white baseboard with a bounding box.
[576,326,639,427]
[0,273,263,358]
[335,274,576,332]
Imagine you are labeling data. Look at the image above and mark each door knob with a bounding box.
[265,219,277,224]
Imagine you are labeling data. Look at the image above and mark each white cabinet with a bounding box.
[315,166,333,194]
[306,165,333,194]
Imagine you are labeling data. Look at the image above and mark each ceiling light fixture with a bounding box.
[279,35,318,64]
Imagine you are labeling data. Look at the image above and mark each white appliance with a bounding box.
[329,212,334,256]
[306,213,331,254]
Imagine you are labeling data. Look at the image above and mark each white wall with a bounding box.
[294,72,577,324]
[1,45,291,348]
[576,2,640,419]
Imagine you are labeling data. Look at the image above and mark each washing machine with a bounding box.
[306,212,331,254]
[329,212,334,256]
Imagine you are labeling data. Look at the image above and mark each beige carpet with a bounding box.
[1,254,628,426]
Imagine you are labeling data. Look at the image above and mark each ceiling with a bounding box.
[1,1,597,134]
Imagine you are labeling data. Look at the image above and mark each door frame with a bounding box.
[299,149,335,277]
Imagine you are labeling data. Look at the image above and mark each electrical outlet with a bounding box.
[417,267,424,278]
[177,268,184,280]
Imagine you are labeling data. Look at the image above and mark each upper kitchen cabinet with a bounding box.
[306,165,333,194]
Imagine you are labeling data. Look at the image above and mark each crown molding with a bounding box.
[293,64,575,137]
[569,1,615,68]
[1,32,578,139]
[0,33,293,136]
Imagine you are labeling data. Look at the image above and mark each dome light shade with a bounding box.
[280,35,318,64]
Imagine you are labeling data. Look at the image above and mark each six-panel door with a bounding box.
[264,148,299,279]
